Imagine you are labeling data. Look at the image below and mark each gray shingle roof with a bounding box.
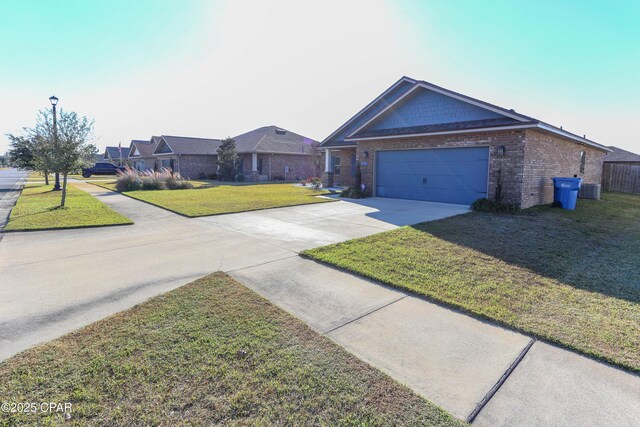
[104,146,130,159]
[604,146,640,162]
[349,117,530,140]
[128,139,157,158]
[233,126,318,154]
[155,136,222,155]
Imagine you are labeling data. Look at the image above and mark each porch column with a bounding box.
[251,152,258,172]
[324,149,331,173]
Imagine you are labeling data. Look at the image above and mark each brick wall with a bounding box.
[355,130,526,205]
[176,155,217,179]
[238,153,321,181]
[521,129,605,208]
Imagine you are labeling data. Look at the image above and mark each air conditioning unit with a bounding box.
[579,183,601,199]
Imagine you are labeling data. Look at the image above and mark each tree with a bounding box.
[217,137,238,181]
[51,110,96,206]
[7,134,35,170]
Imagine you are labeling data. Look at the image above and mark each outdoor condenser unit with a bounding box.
[578,183,601,199]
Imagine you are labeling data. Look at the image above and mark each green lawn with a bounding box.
[0,273,463,426]
[303,192,640,373]
[4,184,133,231]
[92,182,333,217]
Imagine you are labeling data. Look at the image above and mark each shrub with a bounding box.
[341,185,369,199]
[115,167,142,192]
[471,198,520,213]
[116,168,193,191]
[234,173,245,182]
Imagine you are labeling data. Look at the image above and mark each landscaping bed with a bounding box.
[303,192,640,373]
[91,182,333,217]
[4,184,132,231]
[0,273,463,426]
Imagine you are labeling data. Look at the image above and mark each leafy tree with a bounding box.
[7,134,35,169]
[52,110,97,207]
[217,137,238,181]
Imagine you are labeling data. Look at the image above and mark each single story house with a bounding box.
[319,76,611,208]
[234,125,320,181]
[603,146,640,165]
[153,135,221,179]
[128,137,161,171]
[149,126,319,180]
[103,146,130,166]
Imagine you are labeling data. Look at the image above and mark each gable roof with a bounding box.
[320,76,610,152]
[104,146,130,159]
[233,125,318,154]
[604,146,640,162]
[128,139,157,158]
[153,136,222,155]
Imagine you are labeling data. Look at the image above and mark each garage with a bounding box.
[375,147,489,204]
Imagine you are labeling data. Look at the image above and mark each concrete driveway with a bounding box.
[2,183,639,425]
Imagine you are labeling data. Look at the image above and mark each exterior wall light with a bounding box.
[497,145,506,157]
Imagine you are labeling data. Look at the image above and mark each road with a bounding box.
[0,168,28,231]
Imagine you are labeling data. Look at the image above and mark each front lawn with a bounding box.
[303,192,640,373]
[0,273,463,426]
[4,184,133,231]
[93,182,333,217]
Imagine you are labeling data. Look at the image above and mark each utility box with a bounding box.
[579,183,601,200]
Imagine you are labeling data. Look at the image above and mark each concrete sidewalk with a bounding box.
[231,256,640,425]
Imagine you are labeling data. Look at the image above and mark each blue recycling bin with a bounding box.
[552,177,582,210]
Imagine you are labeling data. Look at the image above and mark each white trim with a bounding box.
[152,138,174,155]
[346,124,537,142]
[319,76,416,146]
[348,83,529,139]
[535,123,611,152]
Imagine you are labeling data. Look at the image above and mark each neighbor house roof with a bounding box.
[128,139,158,158]
[104,146,130,159]
[320,76,610,152]
[604,146,640,163]
[233,125,318,155]
[153,136,222,155]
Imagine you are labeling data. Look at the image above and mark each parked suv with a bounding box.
[81,162,125,178]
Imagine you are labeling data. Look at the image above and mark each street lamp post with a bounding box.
[49,95,61,191]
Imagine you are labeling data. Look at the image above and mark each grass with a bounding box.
[0,273,464,426]
[91,182,333,217]
[303,192,640,373]
[4,184,133,231]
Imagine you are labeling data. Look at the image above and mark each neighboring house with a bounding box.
[234,125,320,181]
[103,146,130,166]
[603,146,640,165]
[149,126,319,181]
[319,76,611,208]
[153,135,221,179]
[128,137,161,171]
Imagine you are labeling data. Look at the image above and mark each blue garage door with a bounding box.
[375,147,489,204]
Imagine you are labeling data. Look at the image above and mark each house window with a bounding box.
[258,158,263,174]
[579,151,586,174]
[237,159,244,173]
[332,155,341,176]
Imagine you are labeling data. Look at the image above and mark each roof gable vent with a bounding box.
[275,128,287,135]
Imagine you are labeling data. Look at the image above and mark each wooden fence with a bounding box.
[602,163,640,194]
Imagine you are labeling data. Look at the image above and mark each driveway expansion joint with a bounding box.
[467,338,536,424]
[322,294,408,335]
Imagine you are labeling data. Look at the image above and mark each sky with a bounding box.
[1,0,639,154]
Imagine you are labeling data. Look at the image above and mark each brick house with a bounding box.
[103,146,130,166]
[233,125,320,181]
[149,126,319,180]
[127,136,161,171]
[319,76,610,208]
[153,136,221,179]
[603,146,640,166]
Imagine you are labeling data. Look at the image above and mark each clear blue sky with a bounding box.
[1,0,639,153]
